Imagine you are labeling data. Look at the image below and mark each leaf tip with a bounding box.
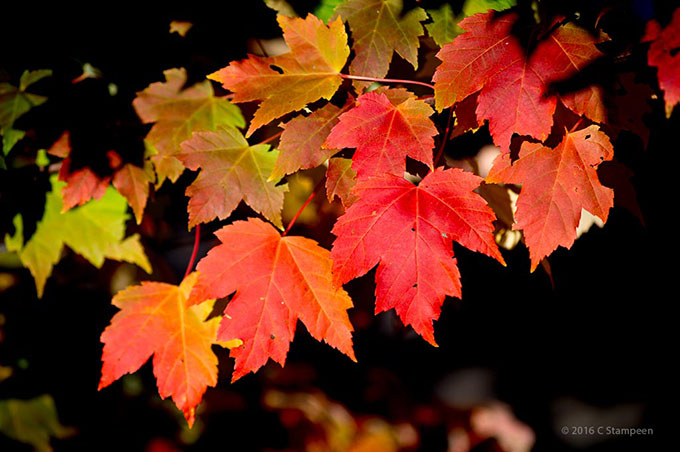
[497,254,507,267]
[184,408,196,428]
[206,70,221,83]
[97,376,110,392]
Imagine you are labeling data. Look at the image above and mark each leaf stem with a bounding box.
[257,130,283,146]
[569,118,584,133]
[432,107,455,169]
[282,178,324,237]
[340,73,435,90]
[183,224,201,280]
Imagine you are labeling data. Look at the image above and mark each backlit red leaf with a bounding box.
[59,167,110,212]
[331,168,504,345]
[433,12,606,150]
[46,132,111,211]
[324,90,437,179]
[646,8,680,117]
[486,125,614,270]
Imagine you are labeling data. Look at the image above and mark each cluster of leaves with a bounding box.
[2,0,678,430]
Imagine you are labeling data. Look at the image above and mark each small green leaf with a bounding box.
[19,69,53,91]
[0,394,75,452]
[0,69,51,156]
[314,0,343,22]
[426,4,459,47]
[426,0,516,48]
[4,214,24,252]
[35,148,50,168]
[462,0,516,17]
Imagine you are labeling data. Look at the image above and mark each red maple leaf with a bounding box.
[190,218,355,381]
[433,12,606,151]
[324,90,437,179]
[331,168,504,345]
[646,8,680,117]
[47,132,152,221]
[487,125,614,270]
[46,132,110,211]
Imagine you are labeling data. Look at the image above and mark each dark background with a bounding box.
[0,1,672,451]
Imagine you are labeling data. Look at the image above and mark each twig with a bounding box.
[183,224,201,279]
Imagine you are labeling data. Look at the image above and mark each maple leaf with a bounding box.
[646,8,680,117]
[208,14,349,137]
[133,67,245,186]
[335,0,427,88]
[112,162,154,224]
[426,3,459,48]
[58,165,111,212]
[5,175,151,297]
[47,132,152,222]
[270,98,354,181]
[450,92,483,138]
[326,157,358,207]
[548,24,607,124]
[99,273,222,427]
[314,0,342,22]
[0,69,51,155]
[46,132,111,211]
[176,125,288,229]
[425,1,516,48]
[0,395,75,452]
[189,218,355,381]
[433,12,606,151]
[169,20,193,37]
[486,125,614,271]
[323,90,437,179]
[331,168,504,345]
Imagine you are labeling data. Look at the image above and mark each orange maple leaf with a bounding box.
[487,125,614,270]
[190,218,355,381]
[99,273,221,427]
[208,14,350,137]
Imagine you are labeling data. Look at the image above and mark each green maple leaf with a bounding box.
[176,125,288,229]
[5,175,151,298]
[335,0,427,87]
[0,395,75,452]
[0,69,52,156]
[133,68,245,187]
[426,0,516,48]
